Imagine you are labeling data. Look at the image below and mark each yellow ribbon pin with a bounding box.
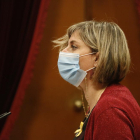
[74,122,84,137]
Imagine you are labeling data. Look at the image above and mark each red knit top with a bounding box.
[84,84,140,140]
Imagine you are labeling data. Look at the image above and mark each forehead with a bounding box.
[68,31,83,44]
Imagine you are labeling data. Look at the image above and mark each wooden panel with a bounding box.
[91,0,140,104]
[10,0,140,140]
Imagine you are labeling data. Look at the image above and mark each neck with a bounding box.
[80,78,107,112]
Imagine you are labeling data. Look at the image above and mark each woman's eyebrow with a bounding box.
[69,40,79,44]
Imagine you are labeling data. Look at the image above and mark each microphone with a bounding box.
[0,112,11,119]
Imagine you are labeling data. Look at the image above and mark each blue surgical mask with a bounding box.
[57,51,95,87]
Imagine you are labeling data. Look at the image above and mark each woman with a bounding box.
[53,20,140,140]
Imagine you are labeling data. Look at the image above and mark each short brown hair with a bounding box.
[53,20,131,85]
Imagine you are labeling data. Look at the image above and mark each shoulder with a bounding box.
[86,84,140,139]
[93,84,140,118]
[85,107,135,140]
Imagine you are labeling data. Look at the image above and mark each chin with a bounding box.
[77,85,82,90]
[77,83,84,91]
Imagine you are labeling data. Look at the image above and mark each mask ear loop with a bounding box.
[80,52,96,57]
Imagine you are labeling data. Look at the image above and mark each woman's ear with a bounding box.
[94,52,99,67]
[89,52,99,80]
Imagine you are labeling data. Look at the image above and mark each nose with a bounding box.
[62,46,69,52]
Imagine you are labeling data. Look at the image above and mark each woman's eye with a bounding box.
[71,45,77,50]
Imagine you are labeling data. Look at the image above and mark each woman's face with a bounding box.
[62,31,96,72]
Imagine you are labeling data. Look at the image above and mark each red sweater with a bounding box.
[84,84,140,140]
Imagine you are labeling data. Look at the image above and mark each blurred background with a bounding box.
[0,0,140,140]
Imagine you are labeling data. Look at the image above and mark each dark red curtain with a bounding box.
[0,0,50,139]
